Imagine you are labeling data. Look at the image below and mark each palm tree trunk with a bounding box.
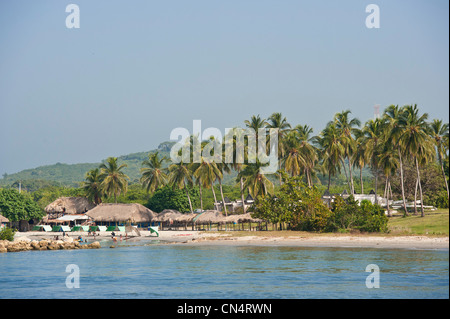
[219,179,228,216]
[414,178,418,215]
[185,187,194,214]
[327,173,331,191]
[415,157,425,217]
[389,182,393,201]
[240,177,246,213]
[340,159,350,191]
[211,182,218,209]
[398,149,408,216]
[374,172,378,205]
[439,154,450,202]
[360,167,363,194]
[386,176,391,217]
[279,160,282,186]
[199,182,203,211]
[347,157,354,194]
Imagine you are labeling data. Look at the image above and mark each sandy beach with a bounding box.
[14,230,449,250]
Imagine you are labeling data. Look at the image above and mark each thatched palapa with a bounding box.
[155,209,197,223]
[152,209,197,230]
[86,203,157,223]
[153,209,183,223]
[224,213,263,224]
[0,214,9,223]
[45,197,95,215]
[193,210,226,224]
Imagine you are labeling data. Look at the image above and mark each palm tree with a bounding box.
[383,105,409,216]
[363,118,384,204]
[352,128,368,195]
[216,144,232,215]
[334,110,361,194]
[238,160,274,198]
[283,125,318,186]
[244,114,268,157]
[99,157,129,203]
[140,152,169,194]
[266,112,291,184]
[225,127,250,213]
[283,130,307,178]
[429,119,449,202]
[296,124,319,186]
[315,122,344,191]
[192,159,222,212]
[81,168,103,205]
[399,104,434,217]
[379,145,399,217]
[168,161,194,213]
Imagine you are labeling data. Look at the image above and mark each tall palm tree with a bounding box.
[352,128,368,195]
[383,105,409,216]
[216,143,232,215]
[283,125,318,186]
[99,157,129,203]
[363,118,384,204]
[192,159,222,212]
[334,110,361,194]
[244,114,268,157]
[379,145,399,217]
[283,130,307,178]
[266,112,291,185]
[399,104,434,217]
[81,168,103,205]
[295,125,318,186]
[168,161,194,213]
[238,160,274,198]
[429,119,449,202]
[140,152,169,194]
[225,127,250,213]
[315,122,344,191]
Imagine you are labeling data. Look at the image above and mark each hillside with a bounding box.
[0,140,374,192]
[0,142,175,188]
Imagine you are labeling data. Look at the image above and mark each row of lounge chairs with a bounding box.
[31,225,159,237]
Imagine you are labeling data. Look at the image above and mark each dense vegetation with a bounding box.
[251,173,388,232]
[0,104,448,233]
[0,189,45,222]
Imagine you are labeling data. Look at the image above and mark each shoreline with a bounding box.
[14,230,449,250]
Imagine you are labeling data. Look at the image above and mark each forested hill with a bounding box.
[0,142,176,188]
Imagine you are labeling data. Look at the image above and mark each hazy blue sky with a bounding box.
[0,0,448,174]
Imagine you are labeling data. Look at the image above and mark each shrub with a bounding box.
[330,197,388,233]
[0,227,16,241]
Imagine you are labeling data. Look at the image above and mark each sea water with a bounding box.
[0,241,448,299]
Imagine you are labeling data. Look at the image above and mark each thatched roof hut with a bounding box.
[86,203,157,223]
[153,209,183,223]
[193,210,226,224]
[224,212,263,224]
[0,214,9,223]
[152,210,198,231]
[175,213,197,223]
[45,197,95,215]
